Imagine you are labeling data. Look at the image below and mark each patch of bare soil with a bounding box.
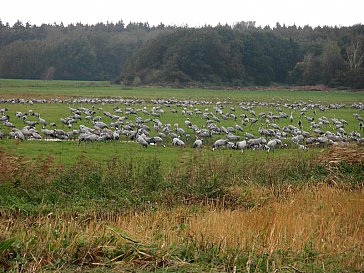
[323,145,364,164]
[0,150,21,182]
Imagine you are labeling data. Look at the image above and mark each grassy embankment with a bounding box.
[0,79,363,272]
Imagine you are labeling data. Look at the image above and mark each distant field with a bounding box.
[1,78,363,102]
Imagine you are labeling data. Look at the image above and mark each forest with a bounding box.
[0,19,364,88]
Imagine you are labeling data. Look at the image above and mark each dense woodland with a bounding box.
[0,19,364,88]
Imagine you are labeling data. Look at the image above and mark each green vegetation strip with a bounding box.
[1,79,363,103]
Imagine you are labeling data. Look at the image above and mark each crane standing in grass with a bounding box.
[193,138,203,149]
[235,140,247,153]
[172,137,185,147]
[212,139,228,151]
[137,134,149,148]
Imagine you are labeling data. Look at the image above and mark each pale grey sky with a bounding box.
[2,0,363,27]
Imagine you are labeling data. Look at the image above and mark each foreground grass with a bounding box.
[0,146,363,272]
[1,187,363,272]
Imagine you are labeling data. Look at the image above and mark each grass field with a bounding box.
[0,79,363,272]
[0,79,363,162]
[1,78,364,102]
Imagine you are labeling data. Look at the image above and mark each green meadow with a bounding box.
[0,79,363,163]
[0,78,363,102]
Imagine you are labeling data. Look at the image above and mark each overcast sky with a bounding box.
[2,0,363,28]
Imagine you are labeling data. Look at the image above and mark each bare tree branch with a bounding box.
[346,40,364,71]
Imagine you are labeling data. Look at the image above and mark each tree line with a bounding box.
[0,20,363,88]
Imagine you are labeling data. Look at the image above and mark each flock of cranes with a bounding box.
[0,97,363,153]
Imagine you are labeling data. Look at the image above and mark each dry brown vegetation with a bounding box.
[1,184,363,272]
[0,145,363,272]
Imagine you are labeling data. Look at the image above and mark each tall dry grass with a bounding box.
[184,185,363,270]
[1,184,363,271]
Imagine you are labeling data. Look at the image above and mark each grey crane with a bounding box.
[317,136,330,145]
[39,115,47,128]
[212,139,228,151]
[226,133,240,141]
[245,132,256,139]
[94,121,108,129]
[25,120,38,127]
[185,118,192,127]
[78,133,100,145]
[0,115,9,122]
[234,124,244,132]
[41,128,55,138]
[305,137,317,145]
[112,130,120,140]
[193,139,203,149]
[247,137,266,149]
[291,135,304,145]
[137,134,149,148]
[235,140,247,154]
[226,142,235,149]
[266,139,282,152]
[11,129,25,141]
[172,137,185,147]
[149,136,165,147]
[298,144,307,150]
[30,129,42,140]
[3,121,15,128]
